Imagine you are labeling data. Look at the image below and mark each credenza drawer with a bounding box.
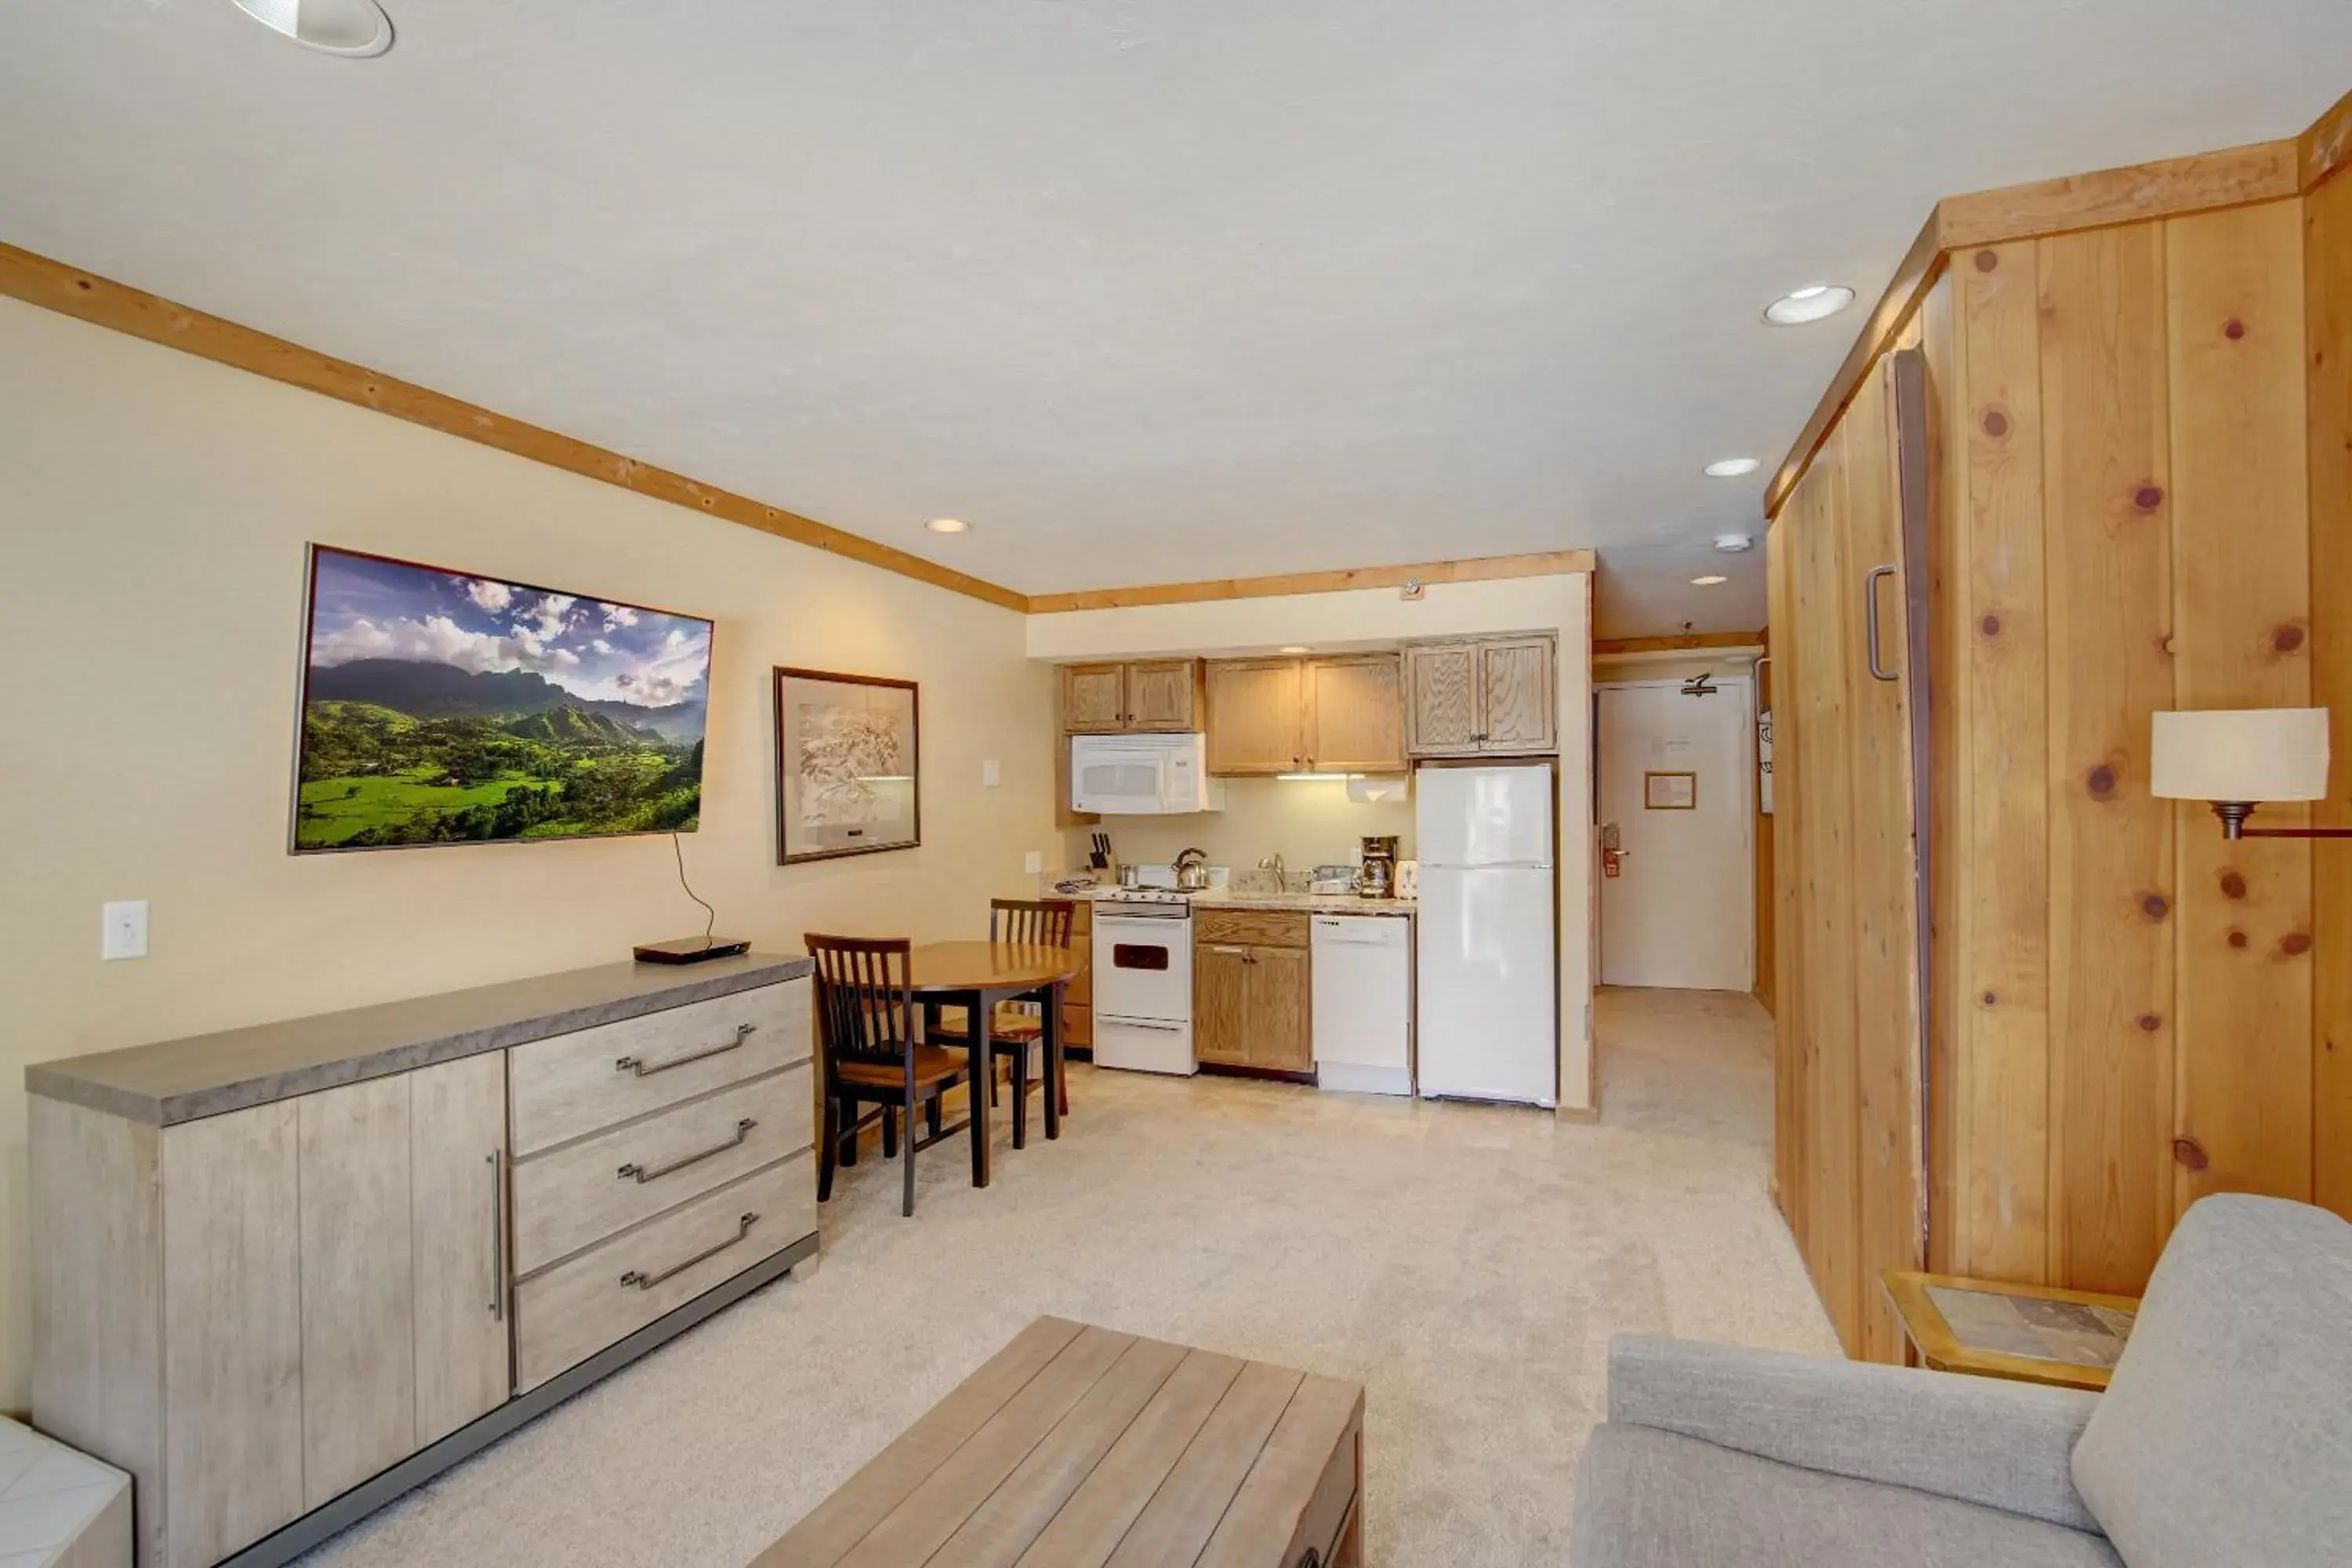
[514,1158,814,1392]
[509,979,809,1156]
[510,1065,814,1276]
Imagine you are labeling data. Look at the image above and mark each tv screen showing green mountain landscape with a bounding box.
[292,546,712,852]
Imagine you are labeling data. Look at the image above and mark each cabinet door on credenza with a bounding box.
[411,1052,512,1444]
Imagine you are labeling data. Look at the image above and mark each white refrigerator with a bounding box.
[1415,762,1559,1107]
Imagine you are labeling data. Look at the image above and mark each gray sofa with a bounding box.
[1571,1194,2351,1567]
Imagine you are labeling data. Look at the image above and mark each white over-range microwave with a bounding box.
[1069,732,1226,815]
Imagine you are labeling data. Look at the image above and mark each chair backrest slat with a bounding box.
[804,933,915,1070]
[989,898,1076,948]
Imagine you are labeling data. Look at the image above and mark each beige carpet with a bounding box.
[305,987,1835,1567]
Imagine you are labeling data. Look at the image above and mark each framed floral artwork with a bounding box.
[772,666,920,863]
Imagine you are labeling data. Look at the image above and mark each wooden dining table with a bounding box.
[906,940,1084,1189]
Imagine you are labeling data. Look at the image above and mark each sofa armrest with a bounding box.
[1606,1335,2103,1532]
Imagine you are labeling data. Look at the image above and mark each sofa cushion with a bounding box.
[2071,1194,2352,1568]
[1573,1422,2123,1568]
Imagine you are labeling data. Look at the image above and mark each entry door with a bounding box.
[1596,678,1753,990]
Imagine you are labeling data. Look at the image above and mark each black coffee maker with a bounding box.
[1357,836,1400,899]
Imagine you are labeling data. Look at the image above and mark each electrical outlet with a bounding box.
[1023,850,1044,875]
[103,900,148,961]
[982,759,1002,788]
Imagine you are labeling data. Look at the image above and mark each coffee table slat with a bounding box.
[1197,1375,1363,1568]
[1012,1348,1250,1568]
[1102,1361,1305,1568]
[839,1327,1138,1568]
[930,1337,1190,1568]
[752,1316,1085,1568]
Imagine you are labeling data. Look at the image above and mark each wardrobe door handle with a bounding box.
[1864,564,1899,681]
[485,1150,506,1322]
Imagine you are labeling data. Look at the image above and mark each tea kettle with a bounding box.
[1174,847,1211,891]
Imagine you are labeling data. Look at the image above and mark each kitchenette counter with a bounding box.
[1065,886,1415,916]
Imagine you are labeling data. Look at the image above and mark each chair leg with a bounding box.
[840,1096,858,1167]
[902,1082,919,1218]
[881,1104,898,1160]
[1008,1043,1027,1150]
[817,1094,838,1203]
[927,1097,942,1138]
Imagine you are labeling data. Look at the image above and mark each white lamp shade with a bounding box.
[2149,709,2330,802]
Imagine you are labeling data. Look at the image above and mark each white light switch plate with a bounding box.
[1023,851,1044,875]
[103,900,148,960]
[983,760,1002,788]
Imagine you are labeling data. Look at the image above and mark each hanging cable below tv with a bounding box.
[634,832,747,963]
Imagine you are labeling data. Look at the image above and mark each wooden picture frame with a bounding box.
[773,666,920,864]
[1644,770,1697,811]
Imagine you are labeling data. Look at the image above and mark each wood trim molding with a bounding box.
[1592,630,1765,656]
[1025,548,1596,614]
[1764,211,1947,520]
[1934,139,2299,249]
[0,242,1031,612]
[1767,132,2311,519]
[2305,85,2352,191]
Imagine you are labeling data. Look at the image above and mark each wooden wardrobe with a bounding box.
[1767,94,2352,1359]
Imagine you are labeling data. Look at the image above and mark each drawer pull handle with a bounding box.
[616,1022,755,1077]
[617,1118,757,1184]
[620,1211,760,1291]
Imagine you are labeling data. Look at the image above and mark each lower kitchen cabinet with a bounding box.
[1195,909,1313,1075]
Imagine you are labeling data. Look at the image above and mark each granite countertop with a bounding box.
[1066,886,1416,916]
[27,952,812,1127]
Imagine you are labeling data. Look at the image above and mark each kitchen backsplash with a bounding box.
[1065,776,1414,880]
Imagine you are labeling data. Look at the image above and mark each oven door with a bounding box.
[1092,914,1194,1024]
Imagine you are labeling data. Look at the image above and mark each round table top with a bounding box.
[906,940,1083,993]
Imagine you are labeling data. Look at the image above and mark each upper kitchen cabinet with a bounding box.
[1304,655,1406,772]
[1204,654,1406,775]
[1403,637,1556,757]
[1206,658,1306,774]
[1058,659,1205,734]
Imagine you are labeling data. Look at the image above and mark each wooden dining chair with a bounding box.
[805,933,970,1218]
[931,898,1075,1147]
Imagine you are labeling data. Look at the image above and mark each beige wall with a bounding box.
[0,298,1059,1408]
[1025,572,1597,1114]
[1087,777,1416,881]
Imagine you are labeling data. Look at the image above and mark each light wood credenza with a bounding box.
[25,954,818,1568]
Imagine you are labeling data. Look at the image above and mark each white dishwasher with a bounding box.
[1311,913,1414,1095]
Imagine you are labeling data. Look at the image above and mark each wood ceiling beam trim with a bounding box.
[0,241,1033,613]
[1766,134,2307,520]
[2304,85,2352,191]
[1025,548,1596,614]
[1592,630,1766,656]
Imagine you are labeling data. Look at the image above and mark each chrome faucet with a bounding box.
[1257,853,1287,892]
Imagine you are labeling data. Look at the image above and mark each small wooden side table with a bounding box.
[1881,1270,2140,1392]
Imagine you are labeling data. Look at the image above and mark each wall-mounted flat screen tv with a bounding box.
[292,545,713,853]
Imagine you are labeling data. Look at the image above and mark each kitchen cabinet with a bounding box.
[1403,637,1557,757]
[1194,909,1313,1075]
[1205,659,1306,774]
[1204,654,1405,775]
[1058,659,1203,734]
[1304,655,1406,772]
[1064,901,1094,1050]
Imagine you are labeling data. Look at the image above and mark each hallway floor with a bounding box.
[307,986,1832,1567]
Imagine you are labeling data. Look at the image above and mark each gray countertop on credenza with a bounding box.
[26,952,813,1127]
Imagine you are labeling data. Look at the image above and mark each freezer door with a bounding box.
[1415,764,1554,868]
[1415,864,1557,1105]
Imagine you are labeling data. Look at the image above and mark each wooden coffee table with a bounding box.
[1882,1269,2140,1392]
[754,1317,1363,1568]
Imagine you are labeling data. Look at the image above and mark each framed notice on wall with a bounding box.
[1644,770,1697,811]
[773,666,921,863]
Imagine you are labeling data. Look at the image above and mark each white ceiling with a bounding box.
[2,4,2345,622]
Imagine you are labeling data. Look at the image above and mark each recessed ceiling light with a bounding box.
[1703,457,1762,478]
[1279,645,1309,655]
[1764,285,1857,326]
[231,0,394,56]
[924,517,970,534]
[1714,534,1755,554]
[1692,575,1729,586]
